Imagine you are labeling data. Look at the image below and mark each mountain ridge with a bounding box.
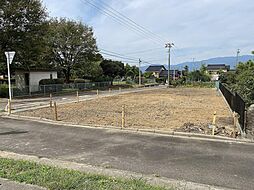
[141,55,254,72]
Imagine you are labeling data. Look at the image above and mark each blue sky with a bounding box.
[42,0,254,66]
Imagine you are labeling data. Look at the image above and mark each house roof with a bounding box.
[145,65,166,72]
[207,64,230,71]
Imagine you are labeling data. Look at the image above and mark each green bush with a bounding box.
[0,85,8,98]
[39,79,64,85]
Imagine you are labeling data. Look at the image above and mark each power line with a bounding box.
[81,0,164,46]
[96,0,167,44]
[125,47,165,55]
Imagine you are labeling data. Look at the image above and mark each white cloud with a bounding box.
[42,0,254,65]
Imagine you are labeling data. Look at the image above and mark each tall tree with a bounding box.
[100,59,125,80]
[0,0,48,74]
[48,18,97,83]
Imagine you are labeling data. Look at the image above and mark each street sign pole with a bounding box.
[5,51,15,101]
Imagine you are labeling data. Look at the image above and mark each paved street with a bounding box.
[0,117,253,190]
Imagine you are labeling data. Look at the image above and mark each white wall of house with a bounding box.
[29,71,57,92]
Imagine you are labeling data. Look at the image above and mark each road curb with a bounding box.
[2,114,254,145]
[0,151,233,190]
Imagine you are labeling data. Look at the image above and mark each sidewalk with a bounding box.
[0,178,46,190]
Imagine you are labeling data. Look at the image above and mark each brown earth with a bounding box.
[18,88,234,132]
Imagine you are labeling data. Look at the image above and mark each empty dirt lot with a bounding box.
[18,88,234,132]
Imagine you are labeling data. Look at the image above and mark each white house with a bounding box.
[15,69,57,93]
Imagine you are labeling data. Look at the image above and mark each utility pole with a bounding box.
[236,49,240,67]
[138,58,142,86]
[165,42,174,86]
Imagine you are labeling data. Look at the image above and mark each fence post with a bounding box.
[122,105,125,128]
[54,101,58,121]
[49,93,52,108]
[8,99,11,115]
[97,89,99,97]
[212,111,217,135]
[77,90,79,103]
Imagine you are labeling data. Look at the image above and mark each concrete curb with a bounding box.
[0,178,46,190]
[2,114,254,145]
[0,151,233,190]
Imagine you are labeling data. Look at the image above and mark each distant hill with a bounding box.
[140,55,254,72]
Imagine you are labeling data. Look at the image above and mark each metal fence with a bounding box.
[219,82,246,131]
[9,81,112,97]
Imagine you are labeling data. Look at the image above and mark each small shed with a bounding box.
[15,69,58,93]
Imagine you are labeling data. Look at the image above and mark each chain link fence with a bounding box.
[9,81,112,97]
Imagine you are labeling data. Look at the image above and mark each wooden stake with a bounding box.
[54,102,58,121]
[212,111,217,135]
[8,99,11,115]
[97,89,99,96]
[212,111,217,125]
[109,88,111,93]
[77,91,79,103]
[50,93,52,108]
[119,87,122,92]
[121,105,125,128]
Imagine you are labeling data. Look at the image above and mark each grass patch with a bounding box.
[0,158,171,190]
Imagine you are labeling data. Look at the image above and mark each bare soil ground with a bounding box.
[18,88,234,134]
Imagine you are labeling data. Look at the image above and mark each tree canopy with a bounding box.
[0,0,48,74]
[100,59,125,80]
[47,18,98,82]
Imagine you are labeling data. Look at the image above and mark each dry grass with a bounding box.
[18,88,233,131]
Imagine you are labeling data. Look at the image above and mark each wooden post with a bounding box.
[212,111,217,135]
[54,102,58,121]
[109,88,111,93]
[121,105,125,128]
[119,87,121,92]
[8,99,11,115]
[50,93,52,108]
[77,90,79,103]
[97,89,99,97]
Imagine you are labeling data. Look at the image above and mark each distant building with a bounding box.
[15,69,58,93]
[206,64,230,81]
[145,65,166,78]
[159,70,181,80]
[206,64,230,74]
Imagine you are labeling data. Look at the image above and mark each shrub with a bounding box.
[0,85,8,98]
[39,79,64,85]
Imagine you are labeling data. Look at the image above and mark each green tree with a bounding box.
[47,18,97,83]
[100,59,125,80]
[234,60,254,105]
[183,65,189,76]
[125,64,139,79]
[143,72,153,79]
[187,70,210,82]
[0,0,49,75]
[200,64,207,74]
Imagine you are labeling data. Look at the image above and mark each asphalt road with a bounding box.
[0,118,253,190]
